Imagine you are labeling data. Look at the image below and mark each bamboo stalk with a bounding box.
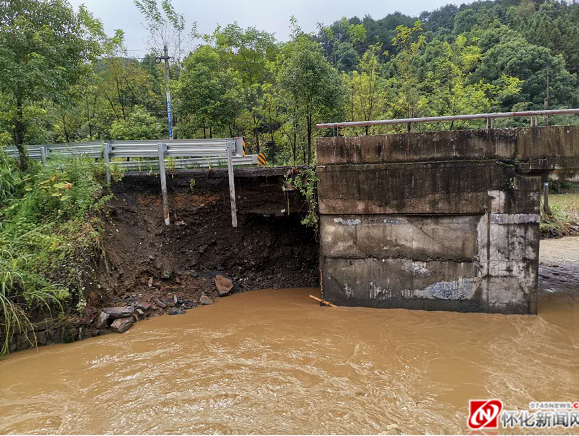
[309,295,337,307]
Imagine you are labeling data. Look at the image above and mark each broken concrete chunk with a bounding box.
[136,308,145,318]
[154,298,166,309]
[102,306,134,319]
[215,275,233,296]
[110,317,133,333]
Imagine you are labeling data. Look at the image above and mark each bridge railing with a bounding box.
[316,108,579,131]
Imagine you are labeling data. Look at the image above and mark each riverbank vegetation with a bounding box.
[541,183,579,237]
[0,153,110,355]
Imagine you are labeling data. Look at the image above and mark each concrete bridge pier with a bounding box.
[317,126,579,314]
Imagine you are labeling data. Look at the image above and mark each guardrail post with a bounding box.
[226,139,238,228]
[104,141,112,184]
[40,147,47,165]
[158,143,170,226]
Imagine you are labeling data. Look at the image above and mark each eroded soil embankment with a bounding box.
[85,170,319,319]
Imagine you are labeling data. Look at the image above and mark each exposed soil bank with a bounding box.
[93,168,319,308]
[6,168,319,352]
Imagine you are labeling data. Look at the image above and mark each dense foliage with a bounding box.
[1,0,578,165]
[0,153,110,354]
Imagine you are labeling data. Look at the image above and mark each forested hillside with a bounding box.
[1,0,578,166]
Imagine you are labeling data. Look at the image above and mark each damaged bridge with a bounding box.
[316,122,579,314]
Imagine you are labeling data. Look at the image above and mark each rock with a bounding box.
[103,306,134,319]
[215,275,233,296]
[173,294,178,304]
[168,307,185,315]
[190,270,198,278]
[182,300,196,309]
[36,331,47,346]
[148,277,153,288]
[154,298,166,309]
[199,295,213,305]
[136,301,151,311]
[136,308,145,318]
[110,318,133,333]
[132,314,139,323]
[95,311,110,329]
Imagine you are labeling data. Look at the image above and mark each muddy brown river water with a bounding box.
[0,240,578,434]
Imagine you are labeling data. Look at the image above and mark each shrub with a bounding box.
[110,106,164,140]
[0,154,111,356]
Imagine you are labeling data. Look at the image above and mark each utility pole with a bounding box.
[544,66,550,126]
[156,45,174,140]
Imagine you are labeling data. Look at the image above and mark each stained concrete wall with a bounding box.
[316,126,579,314]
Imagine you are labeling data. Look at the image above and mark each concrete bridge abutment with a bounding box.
[317,126,579,314]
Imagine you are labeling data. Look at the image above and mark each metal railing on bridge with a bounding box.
[316,108,579,131]
[5,137,261,228]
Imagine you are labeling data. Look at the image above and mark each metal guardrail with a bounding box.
[4,138,255,228]
[4,138,246,163]
[316,108,579,130]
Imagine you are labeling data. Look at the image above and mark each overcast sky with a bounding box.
[69,0,470,53]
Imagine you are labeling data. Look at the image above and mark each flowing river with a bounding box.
[0,240,578,434]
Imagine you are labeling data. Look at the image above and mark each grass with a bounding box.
[550,192,579,223]
[540,184,579,238]
[0,152,111,356]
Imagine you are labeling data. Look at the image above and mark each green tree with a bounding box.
[475,35,577,109]
[344,44,386,134]
[279,32,344,164]
[109,106,163,140]
[423,35,522,127]
[389,21,428,121]
[0,0,104,169]
[175,45,241,138]
[209,23,278,153]
[134,0,196,66]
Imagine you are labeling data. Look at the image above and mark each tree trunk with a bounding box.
[14,95,29,171]
[307,114,312,165]
[254,127,260,154]
[292,131,297,167]
[62,114,70,143]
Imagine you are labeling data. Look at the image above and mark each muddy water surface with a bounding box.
[0,242,578,434]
